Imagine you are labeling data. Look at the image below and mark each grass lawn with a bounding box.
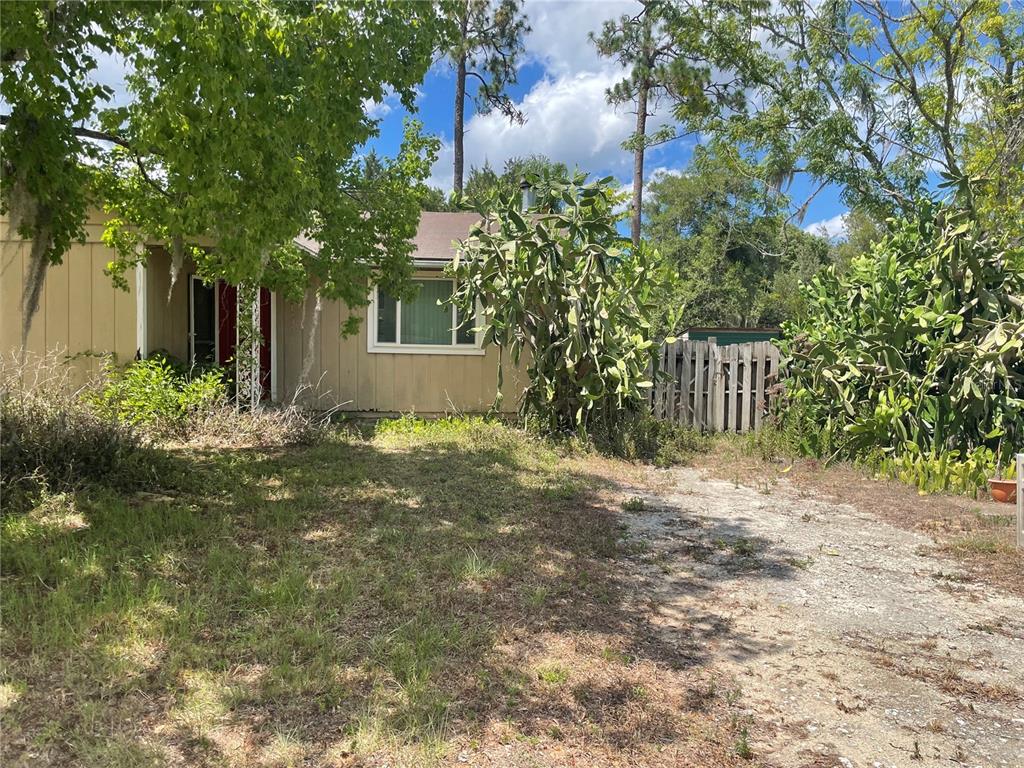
[1,418,750,767]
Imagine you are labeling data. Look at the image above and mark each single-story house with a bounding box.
[0,210,525,414]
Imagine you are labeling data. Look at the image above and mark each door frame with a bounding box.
[188,275,219,365]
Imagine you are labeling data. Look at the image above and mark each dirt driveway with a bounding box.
[619,466,1024,767]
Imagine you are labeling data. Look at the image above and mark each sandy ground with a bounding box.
[619,467,1024,768]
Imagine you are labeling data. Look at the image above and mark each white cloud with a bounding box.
[805,212,849,239]
[524,0,640,76]
[429,1,680,192]
[363,98,393,119]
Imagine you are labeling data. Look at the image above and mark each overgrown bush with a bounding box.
[0,356,172,511]
[450,172,673,436]
[185,402,330,447]
[92,355,227,437]
[782,201,1023,492]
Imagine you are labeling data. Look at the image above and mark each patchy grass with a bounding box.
[622,496,647,512]
[1,417,753,767]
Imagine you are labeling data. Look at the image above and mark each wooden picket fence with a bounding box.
[650,339,782,432]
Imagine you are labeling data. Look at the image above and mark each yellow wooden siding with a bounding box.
[1,215,138,383]
[145,249,189,361]
[278,283,527,413]
[2,212,525,413]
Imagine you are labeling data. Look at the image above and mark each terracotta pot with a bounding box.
[987,478,1018,504]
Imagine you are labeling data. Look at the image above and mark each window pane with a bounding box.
[401,280,452,345]
[377,288,397,343]
[192,280,216,364]
[455,306,475,345]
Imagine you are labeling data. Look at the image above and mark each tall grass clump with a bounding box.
[589,411,709,467]
[0,353,171,511]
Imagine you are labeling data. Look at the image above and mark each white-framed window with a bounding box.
[367,277,484,355]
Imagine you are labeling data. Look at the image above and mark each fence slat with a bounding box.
[741,342,752,432]
[754,342,766,431]
[724,345,735,431]
[693,341,705,430]
[715,341,726,432]
[767,343,780,413]
[680,341,692,424]
[666,340,678,423]
[651,338,780,434]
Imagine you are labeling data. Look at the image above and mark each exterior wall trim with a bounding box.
[366,279,485,357]
[135,259,148,359]
[270,290,280,402]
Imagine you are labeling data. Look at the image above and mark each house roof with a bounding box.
[293,212,482,264]
[411,212,482,262]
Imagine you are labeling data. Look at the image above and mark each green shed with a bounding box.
[681,327,782,345]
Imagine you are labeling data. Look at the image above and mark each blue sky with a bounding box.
[363,0,850,238]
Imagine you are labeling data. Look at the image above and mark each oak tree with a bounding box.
[1,0,450,344]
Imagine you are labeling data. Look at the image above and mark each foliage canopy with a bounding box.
[644,149,834,329]
[1,0,450,339]
[783,201,1024,487]
[653,0,1024,234]
[449,174,667,433]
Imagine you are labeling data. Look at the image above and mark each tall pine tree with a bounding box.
[445,0,530,197]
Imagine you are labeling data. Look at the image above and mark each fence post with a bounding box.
[1017,453,1023,549]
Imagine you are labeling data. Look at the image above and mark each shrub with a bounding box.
[92,355,227,438]
[782,201,1023,492]
[185,403,330,448]
[449,172,675,436]
[0,357,171,511]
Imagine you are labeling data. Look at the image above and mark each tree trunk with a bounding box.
[631,81,649,248]
[453,6,469,197]
[454,51,467,197]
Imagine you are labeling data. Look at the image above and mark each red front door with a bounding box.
[216,282,272,398]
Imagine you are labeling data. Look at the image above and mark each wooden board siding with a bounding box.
[278,285,527,414]
[2,212,525,414]
[1,214,138,383]
[145,249,189,361]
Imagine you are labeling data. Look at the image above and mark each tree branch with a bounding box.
[0,114,171,199]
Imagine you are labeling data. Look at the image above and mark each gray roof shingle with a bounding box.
[294,211,482,263]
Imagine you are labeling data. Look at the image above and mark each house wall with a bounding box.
[1,212,526,414]
[278,274,527,414]
[0,211,139,384]
[145,248,190,361]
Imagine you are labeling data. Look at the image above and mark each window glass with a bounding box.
[400,280,452,345]
[377,288,398,343]
[191,279,216,364]
[455,305,475,345]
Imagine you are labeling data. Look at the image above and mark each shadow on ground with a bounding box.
[1,423,802,766]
